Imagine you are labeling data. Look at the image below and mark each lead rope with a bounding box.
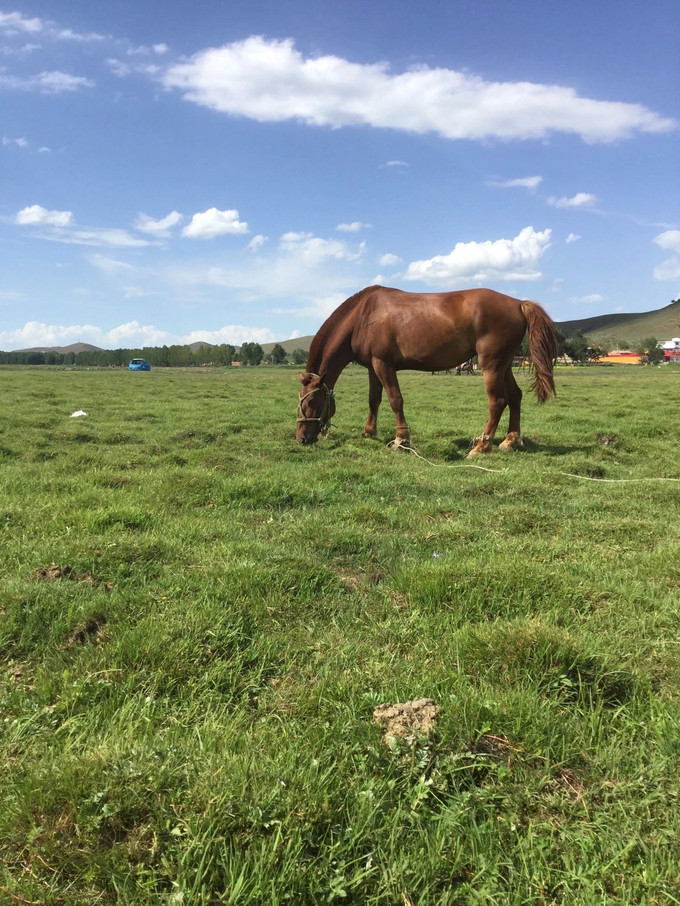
[385,438,680,482]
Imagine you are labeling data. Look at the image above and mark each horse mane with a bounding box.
[307,285,381,371]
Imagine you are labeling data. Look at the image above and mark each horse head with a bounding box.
[296,372,335,444]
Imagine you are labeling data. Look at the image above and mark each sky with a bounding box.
[1,0,679,351]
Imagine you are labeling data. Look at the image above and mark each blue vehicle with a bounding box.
[129,358,151,371]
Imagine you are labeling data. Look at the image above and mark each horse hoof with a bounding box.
[499,433,523,452]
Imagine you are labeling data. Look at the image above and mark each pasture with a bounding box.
[1,364,679,905]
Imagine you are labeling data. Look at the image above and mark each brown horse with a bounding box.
[296,285,558,456]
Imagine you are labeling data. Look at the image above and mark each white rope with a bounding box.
[386,439,680,482]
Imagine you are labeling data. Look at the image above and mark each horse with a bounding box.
[296,285,558,456]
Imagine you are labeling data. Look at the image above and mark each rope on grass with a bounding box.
[386,438,509,474]
[386,439,680,483]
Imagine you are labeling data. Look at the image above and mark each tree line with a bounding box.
[0,342,311,368]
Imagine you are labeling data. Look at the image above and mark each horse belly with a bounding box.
[394,324,474,371]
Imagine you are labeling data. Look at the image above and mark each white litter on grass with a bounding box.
[70,410,88,418]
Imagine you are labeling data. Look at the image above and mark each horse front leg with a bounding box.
[371,359,411,447]
[362,365,383,438]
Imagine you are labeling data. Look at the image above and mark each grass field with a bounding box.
[1,363,679,905]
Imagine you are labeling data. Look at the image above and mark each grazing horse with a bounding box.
[296,285,558,456]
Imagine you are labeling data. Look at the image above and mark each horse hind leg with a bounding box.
[499,367,524,452]
[468,365,507,457]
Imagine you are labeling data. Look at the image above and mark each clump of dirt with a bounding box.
[373,698,439,742]
[68,615,108,647]
[596,433,617,447]
[33,564,112,590]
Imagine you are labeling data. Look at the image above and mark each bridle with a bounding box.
[297,373,335,435]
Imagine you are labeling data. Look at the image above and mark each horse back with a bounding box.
[350,286,527,370]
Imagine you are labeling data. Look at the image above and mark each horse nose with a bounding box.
[299,434,317,445]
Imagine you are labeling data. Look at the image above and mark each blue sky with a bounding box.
[1,0,678,350]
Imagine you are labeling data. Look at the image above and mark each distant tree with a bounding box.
[290,348,308,366]
[636,336,663,365]
[563,332,590,364]
[240,342,264,366]
[586,344,606,362]
[270,343,287,365]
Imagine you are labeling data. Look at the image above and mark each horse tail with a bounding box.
[520,301,559,403]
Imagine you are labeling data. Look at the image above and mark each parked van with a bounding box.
[129,358,151,371]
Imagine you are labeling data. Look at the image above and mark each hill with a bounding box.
[16,342,102,354]
[556,298,680,343]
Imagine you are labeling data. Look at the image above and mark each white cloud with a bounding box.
[247,234,268,251]
[183,326,277,346]
[279,231,365,265]
[16,206,154,248]
[566,233,581,243]
[161,36,677,144]
[0,12,42,33]
[16,204,73,227]
[135,210,182,236]
[653,230,680,281]
[336,221,371,232]
[383,160,408,168]
[182,207,248,239]
[654,230,680,253]
[379,252,401,266]
[403,226,552,285]
[2,136,28,148]
[548,193,597,208]
[106,321,171,346]
[488,176,542,190]
[88,253,135,275]
[0,70,95,93]
[0,321,102,350]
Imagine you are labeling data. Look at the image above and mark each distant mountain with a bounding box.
[16,342,102,354]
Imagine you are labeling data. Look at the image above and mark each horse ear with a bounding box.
[299,371,310,384]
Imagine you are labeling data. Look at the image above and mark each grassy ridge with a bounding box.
[1,364,680,905]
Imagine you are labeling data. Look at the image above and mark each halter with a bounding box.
[297,373,335,435]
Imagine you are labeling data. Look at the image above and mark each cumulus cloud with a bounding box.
[566,233,581,243]
[16,204,73,227]
[548,193,597,208]
[182,207,248,239]
[0,12,42,33]
[404,226,552,285]
[161,36,677,144]
[0,320,102,350]
[653,229,680,280]
[183,326,277,346]
[488,176,542,190]
[135,210,182,236]
[379,252,401,266]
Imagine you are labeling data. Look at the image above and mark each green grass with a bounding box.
[1,363,680,905]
